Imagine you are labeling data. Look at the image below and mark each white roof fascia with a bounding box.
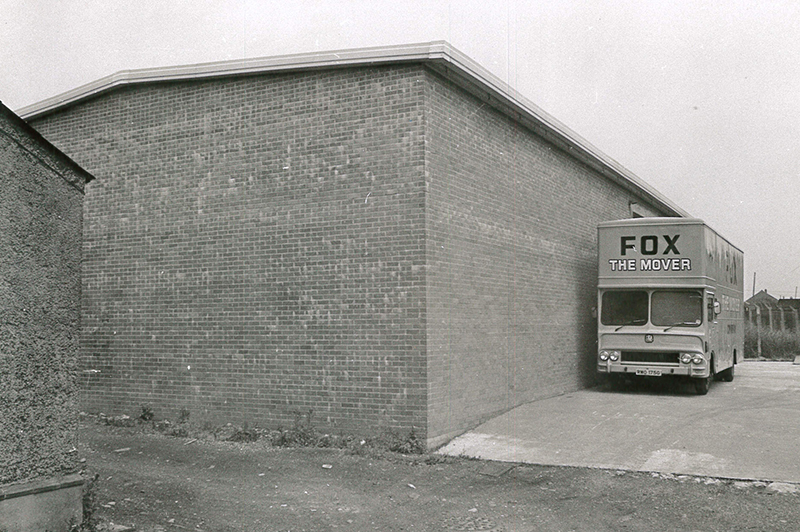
[17,41,688,217]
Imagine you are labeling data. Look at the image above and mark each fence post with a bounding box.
[756,305,762,358]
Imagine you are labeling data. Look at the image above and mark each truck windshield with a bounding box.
[601,290,648,326]
[651,290,703,327]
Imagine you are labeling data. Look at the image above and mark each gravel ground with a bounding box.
[79,421,799,532]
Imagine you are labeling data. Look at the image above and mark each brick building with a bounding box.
[1,101,92,531]
[21,42,687,447]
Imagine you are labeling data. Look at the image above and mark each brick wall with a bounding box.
[31,66,429,435]
[30,63,672,445]
[422,71,669,444]
[0,108,86,484]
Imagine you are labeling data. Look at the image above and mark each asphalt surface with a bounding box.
[439,361,800,484]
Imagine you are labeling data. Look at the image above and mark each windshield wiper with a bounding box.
[615,319,646,332]
[663,320,700,332]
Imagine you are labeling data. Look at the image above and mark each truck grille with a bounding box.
[621,351,680,364]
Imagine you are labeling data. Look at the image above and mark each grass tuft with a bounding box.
[744,324,800,360]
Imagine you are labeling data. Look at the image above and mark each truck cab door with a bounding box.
[706,293,719,370]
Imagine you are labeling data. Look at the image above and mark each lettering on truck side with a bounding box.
[607,258,692,272]
[620,235,681,256]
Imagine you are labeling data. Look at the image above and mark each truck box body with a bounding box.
[597,218,744,394]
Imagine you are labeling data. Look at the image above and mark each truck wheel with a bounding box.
[694,375,711,395]
[719,364,735,382]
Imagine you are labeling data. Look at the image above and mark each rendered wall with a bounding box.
[422,71,670,444]
[0,110,85,484]
[30,67,429,435]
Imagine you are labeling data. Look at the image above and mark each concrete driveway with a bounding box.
[438,361,800,483]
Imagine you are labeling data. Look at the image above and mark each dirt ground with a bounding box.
[80,421,799,532]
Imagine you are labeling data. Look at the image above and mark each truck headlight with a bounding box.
[680,353,693,364]
[692,354,705,365]
[600,350,620,362]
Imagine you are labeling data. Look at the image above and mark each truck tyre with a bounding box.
[695,356,714,394]
[694,375,711,395]
[719,364,735,382]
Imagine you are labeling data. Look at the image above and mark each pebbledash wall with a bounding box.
[23,43,685,447]
[1,101,91,531]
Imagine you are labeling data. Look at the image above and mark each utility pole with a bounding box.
[752,271,756,298]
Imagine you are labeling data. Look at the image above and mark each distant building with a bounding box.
[746,289,778,307]
[21,42,687,447]
[0,102,93,531]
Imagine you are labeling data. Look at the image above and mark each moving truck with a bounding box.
[597,218,744,395]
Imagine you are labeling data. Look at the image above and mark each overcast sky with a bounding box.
[2,0,799,298]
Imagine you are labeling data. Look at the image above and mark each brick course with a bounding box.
[30,63,671,445]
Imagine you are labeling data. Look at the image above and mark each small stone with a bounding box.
[767,482,799,494]
[468,507,478,512]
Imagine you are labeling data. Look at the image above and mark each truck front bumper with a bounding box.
[598,358,711,379]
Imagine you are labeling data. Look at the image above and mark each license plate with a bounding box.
[635,369,662,377]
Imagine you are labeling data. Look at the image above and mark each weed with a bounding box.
[229,421,261,442]
[745,324,800,360]
[345,428,425,456]
[178,408,191,424]
[139,405,154,422]
[270,409,318,447]
[386,427,425,455]
[69,473,100,531]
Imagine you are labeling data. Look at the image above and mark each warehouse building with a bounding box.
[21,42,687,447]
